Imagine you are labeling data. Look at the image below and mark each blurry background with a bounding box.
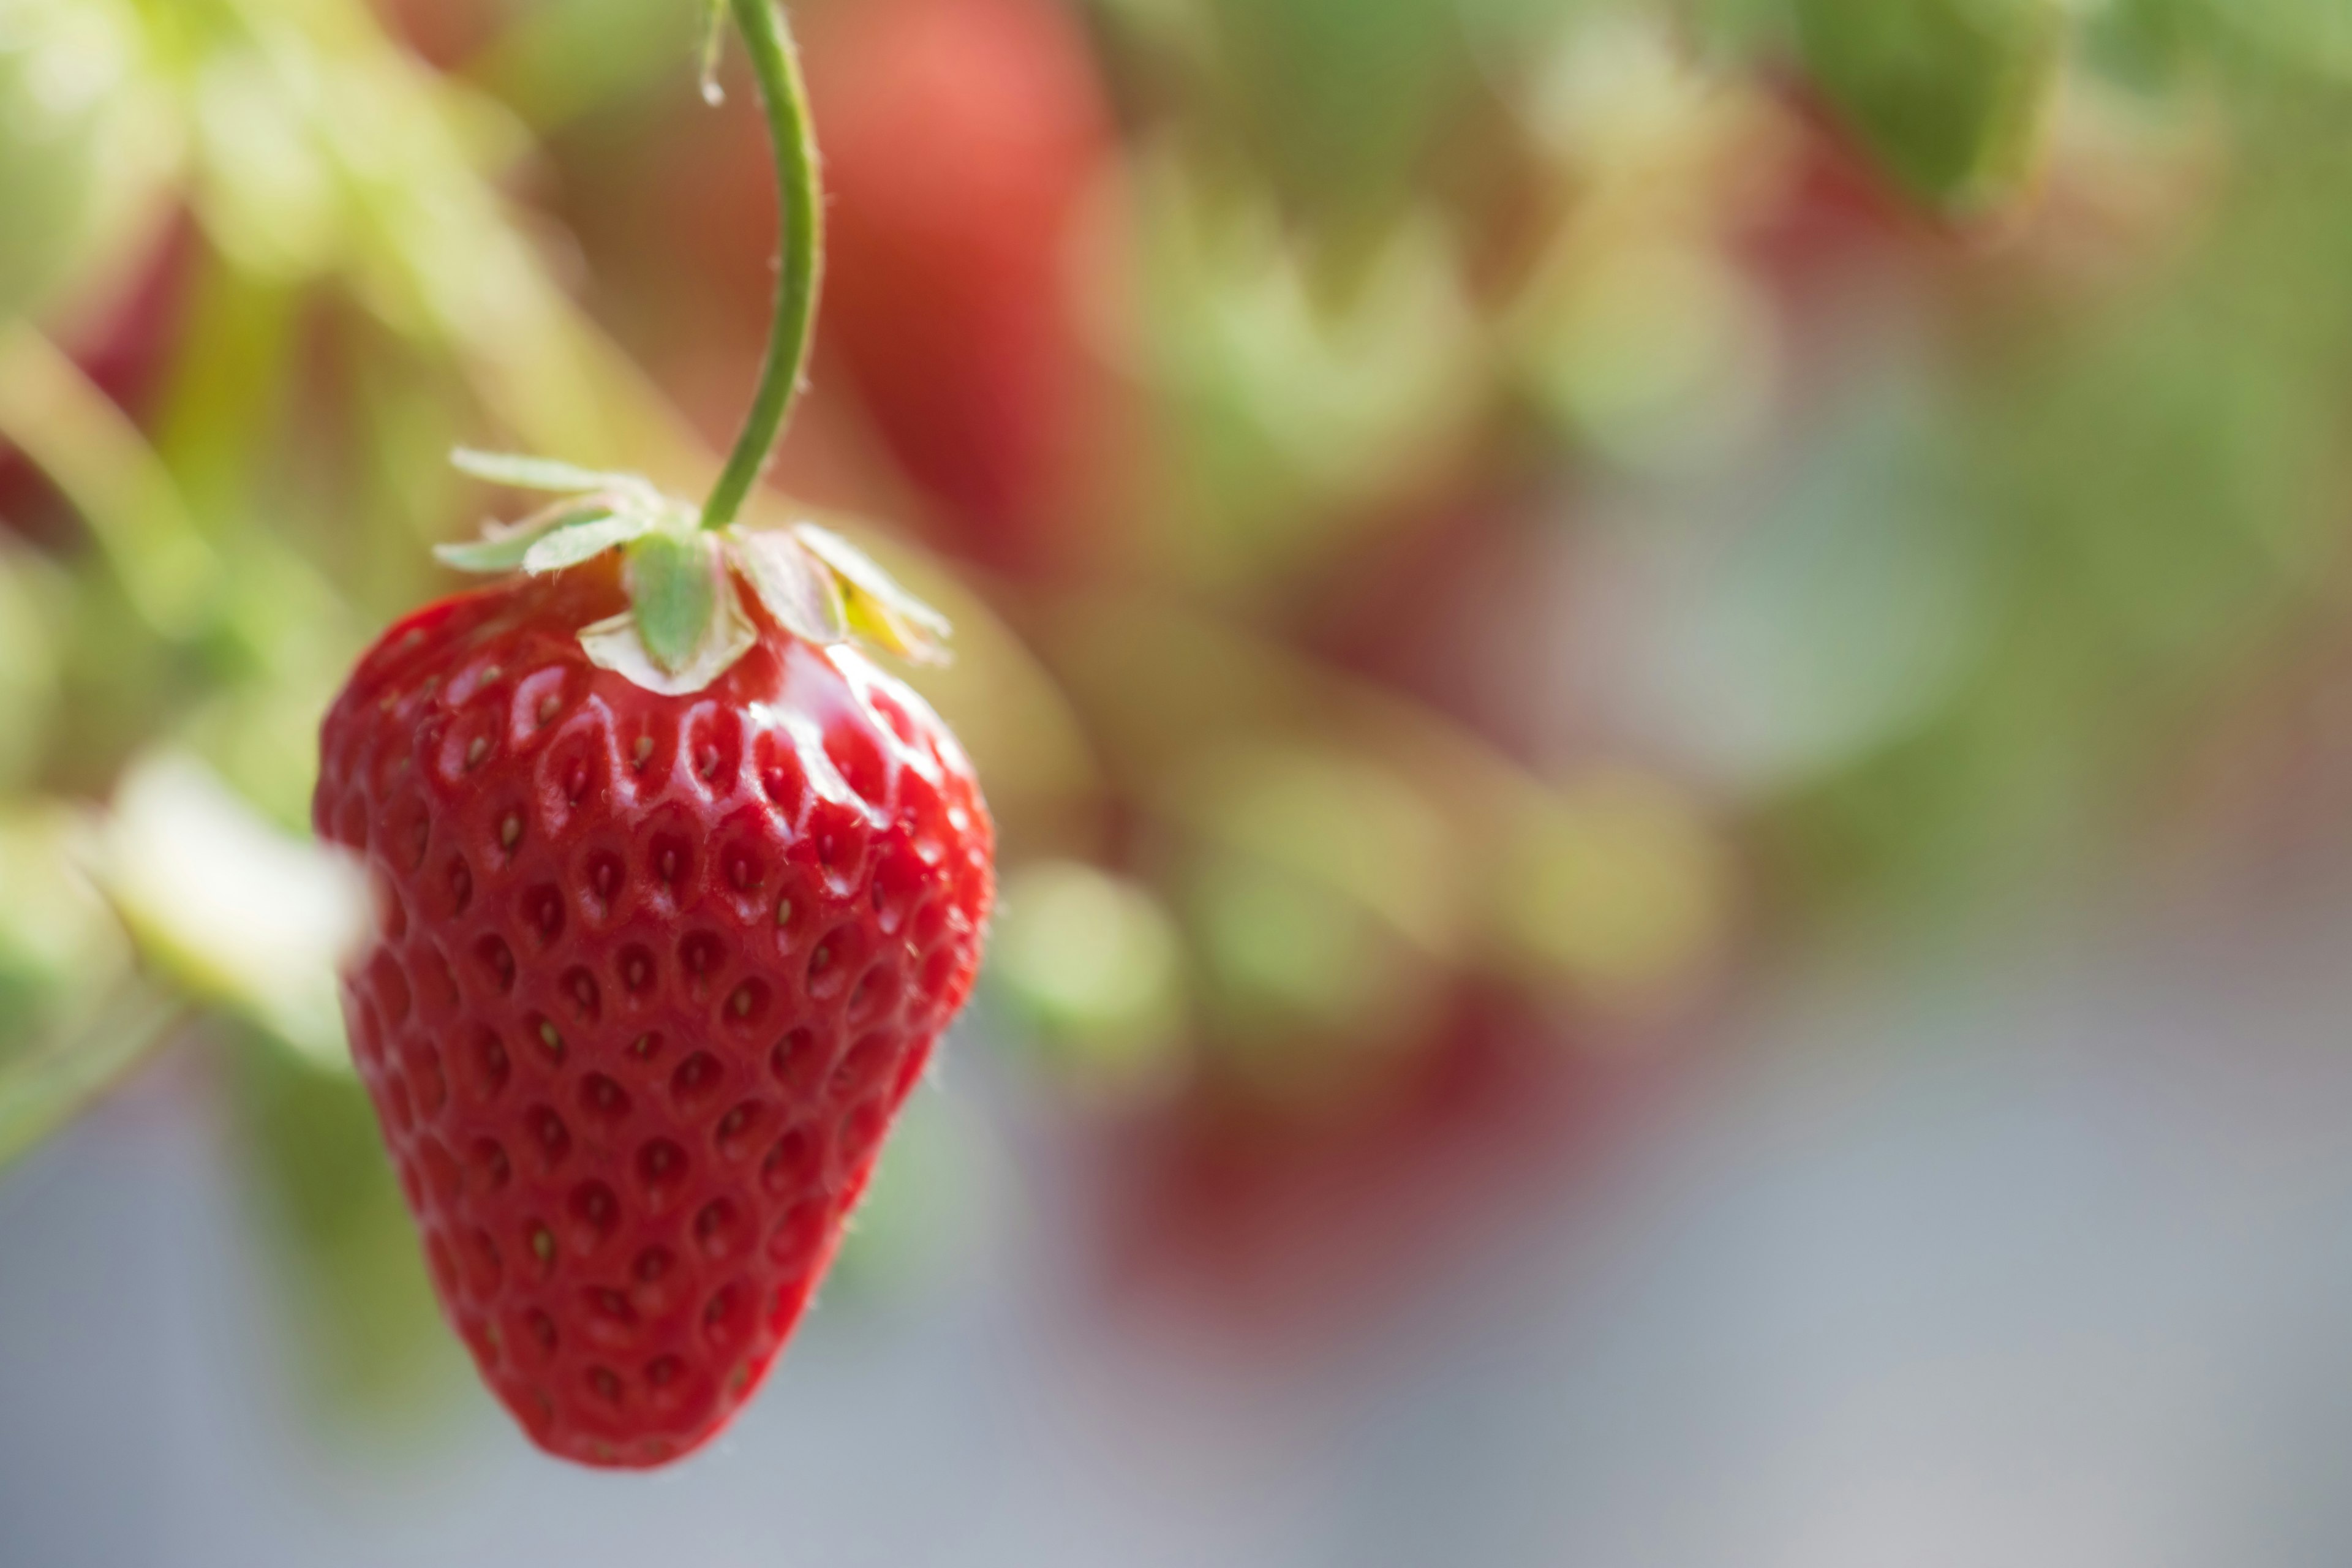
[10,0,2352,1561]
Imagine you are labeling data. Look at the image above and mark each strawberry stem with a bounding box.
[700,0,823,533]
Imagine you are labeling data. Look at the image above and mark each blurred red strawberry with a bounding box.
[801,0,1117,574]
[0,218,193,546]
[370,0,503,72]
[1742,84,1969,333]
[1098,986,1677,1345]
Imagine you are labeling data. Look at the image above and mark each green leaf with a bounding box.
[520,508,655,573]
[625,530,720,675]
[794,524,954,665]
[451,447,658,501]
[1796,0,2065,213]
[726,527,847,644]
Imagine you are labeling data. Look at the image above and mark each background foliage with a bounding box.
[9,0,2352,1426]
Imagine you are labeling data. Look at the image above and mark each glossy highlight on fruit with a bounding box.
[312,560,992,1467]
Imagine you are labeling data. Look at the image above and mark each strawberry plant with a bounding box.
[11,0,2351,1488]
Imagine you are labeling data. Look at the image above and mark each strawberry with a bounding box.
[371,0,501,73]
[804,0,1114,571]
[310,0,997,1465]
[0,216,192,545]
[313,459,993,1467]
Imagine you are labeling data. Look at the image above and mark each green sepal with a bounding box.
[578,558,758,698]
[451,447,660,504]
[440,452,954,689]
[521,510,657,574]
[439,448,671,575]
[432,497,608,573]
[625,530,720,676]
[434,530,557,575]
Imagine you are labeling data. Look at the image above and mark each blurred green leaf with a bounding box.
[470,0,704,130]
[0,322,224,641]
[1499,772,1732,1008]
[821,1084,999,1303]
[0,985,181,1171]
[992,859,1186,1099]
[1159,741,1467,1095]
[0,800,167,1169]
[232,1034,467,1431]
[1202,0,1480,246]
[0,546,62,789]
[1135,162,1481,586]
[1795,0,2067,211]
[0,0,179,321]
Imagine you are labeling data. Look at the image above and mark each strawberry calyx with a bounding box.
[435,447,951,694]
[426,0,856,701]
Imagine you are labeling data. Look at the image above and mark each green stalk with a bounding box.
[700,0,824,532]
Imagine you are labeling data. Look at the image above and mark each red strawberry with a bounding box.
[804,0,1114,571]
[370,0,499,72]
[312,516,992,1468]
[0,216,193,545]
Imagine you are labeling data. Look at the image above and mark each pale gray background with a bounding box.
[9,896,2352,1567]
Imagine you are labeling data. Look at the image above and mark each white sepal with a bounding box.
[452,448,663,507]
[726,527,849,645]
[793,523,952,665]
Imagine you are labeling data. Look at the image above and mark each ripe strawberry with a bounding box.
[0,216,192,545]
[371,0,500,72]
[312,492,992,1468]
[804,0,1113,571]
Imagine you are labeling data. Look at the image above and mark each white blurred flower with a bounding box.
[100,749,367,1071]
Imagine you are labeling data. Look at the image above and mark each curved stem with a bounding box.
[701,0,823,532]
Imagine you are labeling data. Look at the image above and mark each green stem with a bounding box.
[700,0,823,532]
